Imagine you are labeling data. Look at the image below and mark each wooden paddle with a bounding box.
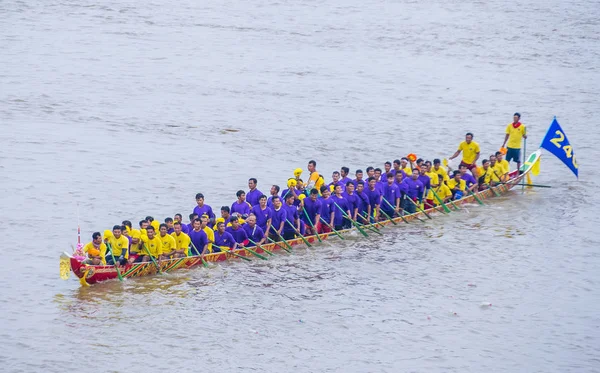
[105,242,124,281]
[142,243,163,274]
[247,238,275,256]
[266,236,292,253]
[190,242,209,268]
[332,201,369,237]
[319,218,345,240]
[285,219,313,247]
[301,207,323,242]
[217,246,252,261]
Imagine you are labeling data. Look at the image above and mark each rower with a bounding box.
[301,188,322,235]
[331,184,351,230]
[495,151,510,181]
[340,167,352,186]
[242,215,266,246]
[501,112,527,172]
[306,160,319,191]
[342,181,359,223]
[490,155,505,182]
[281,179,298,201]
[226,216,249,246]
[174,213,189,234]
[432,158,449,184]
[246,178,263,207]
[158,223,177,259]
[433,182,452,206]
[193,193,215,224]
[381,173,400,218]
[418,167,432,203]
[354,181,370,223]
[400,157,412,175]
[146,216,159,232]
[328,171,344,192]
[381,161,391,176]
[231,190,251,218]
[164,217,175,234]
[282,193,300,239]
[214,221,236,252]
[458,164,478,192]
[186,213,198,234]
[250,195,273,234]
[200,215,214,253]
[392,159,405,178]
[373,168,383,184]
[424,163,440,209]
[127,229,143,263]
[401,169,424,214]
[319,185,335,233]
[447,170,467,200]
[188,218,209,256]
[269,196,287,241]
[105,225,129,265]
[353,169,364,188]
[140,226,162,262]
[365,176,382,222]
[267,185,280,208]
[366,166,375,179]
[477,159,500,190]
[220,206,231,226]
[121,220,133,235]
[171,222,191,258]
[449,132,480,179]
[83,232,106,265]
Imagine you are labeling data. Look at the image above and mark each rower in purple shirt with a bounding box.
[193,193,215,223]
[231,190,251,218]
[225,216,249,246]
[282,193,300,240]
[250,195,273,234]
[401,169,424,214]
[391,159,407,178]
[213,221,237,252]
[340,166,353,187]
[330,185,352,230]
[267,185,280,208]
[319,186,335,233]
[246,178,263,207]
[384,161,392,176]
[418,168,431,201]
[353,169,365,188]
[188,218,209,255]
[301,188,322,235]
[342,181,359,222]
[365,177,382,222]
[354,181,370,223]
[328,171,345,192]
[269,196,287,240]
[242,215,266,246]
[374,168,383,184]
[381,173,401,217]
[459,164,478,192]
[186,213,197,234]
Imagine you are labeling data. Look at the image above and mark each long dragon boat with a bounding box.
[59,150,542,286]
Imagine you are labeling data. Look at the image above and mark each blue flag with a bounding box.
[540,117,579,178]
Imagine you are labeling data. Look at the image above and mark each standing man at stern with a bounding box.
[501,112,527,172]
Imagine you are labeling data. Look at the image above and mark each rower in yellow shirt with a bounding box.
[200,215,215,253]
[432,158,449,183]
[424,163,440,209]
[432,183,452,206]
[171,221,191,257]
[127,229,143,263]
[495,151,510,181]
[146,216,160,232]
[447,170,467,200]
[158,223,177,259]
[140,226,162,262]
[400,157,412,175]
[105,225,129,265]
[501,112,527,172]
[449,132,481,179]
[476,159,500,190]
[83,232,107,265]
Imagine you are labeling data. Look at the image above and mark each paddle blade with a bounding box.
[59,254,71,280]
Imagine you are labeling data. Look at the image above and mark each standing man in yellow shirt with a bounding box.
[501,113,527,173]
[449,132,480,180]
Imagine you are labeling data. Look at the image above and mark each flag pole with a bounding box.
[521,136,527,192]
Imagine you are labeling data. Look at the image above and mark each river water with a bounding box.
[1,0,599,372]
